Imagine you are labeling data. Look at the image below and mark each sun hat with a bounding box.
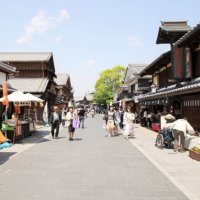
[165,114,175,120]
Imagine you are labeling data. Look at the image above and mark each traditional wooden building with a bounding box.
[85,92,94,105]
[0,52,57,121]
[139,51,173,112]
[114,64,151,112]
[173,23,200,129]
[139,22,200,130]
[156,21,191,45]
[54,74,73,107]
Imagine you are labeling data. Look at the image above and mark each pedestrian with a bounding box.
[114,107,120,135]
[123,106,135,139]
[102,109,108,129]
[106,106,116,137]
[66,107,76,141]
[119,107,124,129]
[61,105,67,127]
[50,106,60,139]
[103,109,108,123]
[91,108,95,118]
[78,106,86,128]
[164,116,195,152]
[143,109,148,127]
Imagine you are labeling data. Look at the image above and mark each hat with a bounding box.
[165,114,175,120]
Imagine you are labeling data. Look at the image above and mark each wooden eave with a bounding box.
[156,28,189,44]
[140,51,171,76]
[175,25,200,48]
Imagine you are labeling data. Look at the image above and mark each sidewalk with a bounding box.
[127,124,200,200]
[0,125,52,164]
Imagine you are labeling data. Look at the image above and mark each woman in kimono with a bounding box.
[123,106,135,139]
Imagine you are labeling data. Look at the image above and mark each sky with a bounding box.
[0,0,200,97]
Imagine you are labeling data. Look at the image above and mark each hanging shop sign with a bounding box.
[141,99,168,106]
[14,102,31,107]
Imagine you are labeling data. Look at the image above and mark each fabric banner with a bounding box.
[173,47,192,80]
[43,102,48,123]
[185,48,192,79]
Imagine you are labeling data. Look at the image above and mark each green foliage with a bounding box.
[93,65,125,104]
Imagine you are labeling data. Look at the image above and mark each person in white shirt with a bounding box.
[65,107,76,141]
[123,106,135,139]
[165,117,195,152]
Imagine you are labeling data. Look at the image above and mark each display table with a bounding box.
[185,135,200,150]
[2,119,32,142]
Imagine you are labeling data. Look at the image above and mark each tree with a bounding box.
[94,65,125,104]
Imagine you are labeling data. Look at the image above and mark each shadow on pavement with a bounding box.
[73,138,83,141]
[14,131,50,145]
[55,137,66,139]
[0,152,17,165]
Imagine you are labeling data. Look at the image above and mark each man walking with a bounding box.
[78,106,86,128]
[50,106,60,138]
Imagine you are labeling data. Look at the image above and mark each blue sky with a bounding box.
[0,0,200,96]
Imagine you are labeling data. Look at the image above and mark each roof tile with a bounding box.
[7,78,49,93]
[0,52,52,62]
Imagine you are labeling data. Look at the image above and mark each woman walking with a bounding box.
[106,106,116,137]
[123,106,135,139]
[66,107,76,141]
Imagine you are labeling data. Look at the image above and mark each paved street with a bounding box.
[0,115,188,200]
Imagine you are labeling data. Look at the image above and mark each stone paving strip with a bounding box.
[128,124,200,200]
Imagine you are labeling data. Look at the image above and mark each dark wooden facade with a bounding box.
[182,94,200,130]
[140,22,200,129]
[0,52,57,122]
[141,51,172,89]
[7,61,55,80]
[54,74,73,107]
[176,25,200,129]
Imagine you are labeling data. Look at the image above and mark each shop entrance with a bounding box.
[182,94,200,130]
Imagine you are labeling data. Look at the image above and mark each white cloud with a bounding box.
[127,35,141,47]
[54,35,63,42]
[58,9,70,21]
[86,59,96,66]
[16,9,69,44]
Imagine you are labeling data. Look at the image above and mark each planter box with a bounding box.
[189,150,200,161]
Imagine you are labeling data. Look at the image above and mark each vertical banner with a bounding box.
[173,47,192,80]
[43,102,48,122]
[173,47,184,79]
[185,48,192,79]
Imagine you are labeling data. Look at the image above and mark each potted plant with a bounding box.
[189,146,200,161]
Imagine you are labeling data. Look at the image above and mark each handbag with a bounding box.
[72,118,80,129]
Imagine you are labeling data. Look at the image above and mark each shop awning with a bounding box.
[0,91,43,102]
[139,78,200,101]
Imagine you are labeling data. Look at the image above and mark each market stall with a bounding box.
[0,91,43,142]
